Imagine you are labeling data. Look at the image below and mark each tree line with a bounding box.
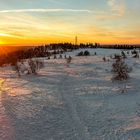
[0,43,139,66]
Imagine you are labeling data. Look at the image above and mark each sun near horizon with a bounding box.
[0,0,140,47]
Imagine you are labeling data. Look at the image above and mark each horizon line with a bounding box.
[1,43,140,47]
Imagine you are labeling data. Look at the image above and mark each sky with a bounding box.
[0,0,140,46]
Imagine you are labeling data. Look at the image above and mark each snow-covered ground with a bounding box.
[0,48,140,140]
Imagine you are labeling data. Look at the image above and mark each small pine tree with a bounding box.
[84,50,90,56]
[112,58,132,81]
[77,51,84,56]
[77,50,90,56]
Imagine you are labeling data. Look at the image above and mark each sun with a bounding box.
[0,40,5,45]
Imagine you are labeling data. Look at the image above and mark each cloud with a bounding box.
[0,32,24,38]
[107,0,126,16]
[0,8,91,13]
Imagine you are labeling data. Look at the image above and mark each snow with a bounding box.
[0,48,140,140]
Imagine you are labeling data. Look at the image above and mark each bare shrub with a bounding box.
[103,56,106,62]
[28,59,37,74]
[13,59,45,76]
[12,62,21,77]
[66,56,72,67]
[66,56,72,64]
[36,60,45,70]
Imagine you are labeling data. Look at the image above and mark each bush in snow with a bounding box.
[112,58,132,81]
[28,59,44,74]
[13,59,44,76]
[103,56,106,62]
[77,51,84,56]
[121,51,127,58]
[12,62,21,76]
[77,50,90,56]
[84,50,90,56]
[66,56,72,64]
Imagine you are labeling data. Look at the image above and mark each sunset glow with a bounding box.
[0,40,5,45]
[0,0,140,46]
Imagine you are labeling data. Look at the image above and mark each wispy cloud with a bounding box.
[0,32,24,38]
[0,8,91,13]
[107,0,126,16]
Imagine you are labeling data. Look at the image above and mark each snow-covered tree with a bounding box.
[112,58,132,81]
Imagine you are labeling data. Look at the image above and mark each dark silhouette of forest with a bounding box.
[0,43,139,66]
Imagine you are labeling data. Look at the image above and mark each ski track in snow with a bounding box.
[0,48,140,140]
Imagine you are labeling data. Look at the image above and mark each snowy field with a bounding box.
[0,48,140,140]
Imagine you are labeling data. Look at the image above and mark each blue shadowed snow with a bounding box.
[0,48,140,140]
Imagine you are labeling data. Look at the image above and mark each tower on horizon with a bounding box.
[75,36,78,45]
